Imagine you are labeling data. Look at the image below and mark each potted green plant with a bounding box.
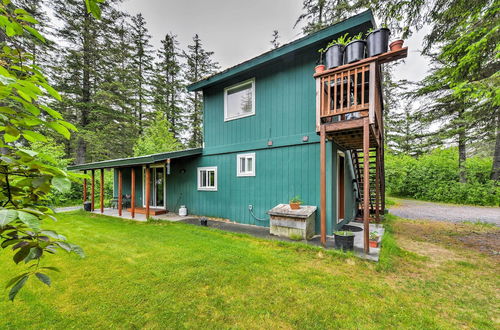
[366,25,391,57]
[289,195,302,210]
[369,231,379,248]
[344,32,366,64]
[316,48,327,73]
[325,33,349,69]
[334,230,354,251]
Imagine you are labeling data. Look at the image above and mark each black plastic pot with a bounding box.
[334,233,354,251]
[83,201,92,212]
[344,40,366,64]
[325,44,344,69]
[366,28,390,57]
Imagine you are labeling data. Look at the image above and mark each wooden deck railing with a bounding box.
[314,47,408,132]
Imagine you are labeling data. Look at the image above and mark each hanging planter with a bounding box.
[366,28,391,57]
[344,39,366,64]
[389,39,404,51]
[334,231,354,251]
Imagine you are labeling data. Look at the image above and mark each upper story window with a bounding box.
[224,78,255,121]
[237,153,255,177]
[197,167,217,191]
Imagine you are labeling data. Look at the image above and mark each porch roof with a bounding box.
[68,148,202,171]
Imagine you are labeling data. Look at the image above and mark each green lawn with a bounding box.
[1,211,498,328]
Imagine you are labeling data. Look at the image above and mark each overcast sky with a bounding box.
[120,0,430,83]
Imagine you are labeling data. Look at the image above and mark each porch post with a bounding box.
[118,168,122,217]
[363,118,370,254]
[100,169,104,214]
[131,168,135,218]
[83,170,87,203]
[91,169,95,211]
[320,125,327,247]
[145,165,150,219]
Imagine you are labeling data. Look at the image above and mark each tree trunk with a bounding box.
[458,130,467,183]
[491,112,500,181]
[76,10,92,165]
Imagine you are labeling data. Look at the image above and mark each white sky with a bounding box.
[120,0,431,84]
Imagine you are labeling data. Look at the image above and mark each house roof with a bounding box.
[68,148,203,171]
[187,10,374,92]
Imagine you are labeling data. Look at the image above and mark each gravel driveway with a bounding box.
[389,199,500,226]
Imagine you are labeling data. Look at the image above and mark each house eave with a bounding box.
[186,10,375,92]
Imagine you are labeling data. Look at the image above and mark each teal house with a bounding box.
[70,10,406,252]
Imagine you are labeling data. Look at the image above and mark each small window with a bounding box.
[224,78,255,121]
[237,153,255,177]
[197,167,217,191]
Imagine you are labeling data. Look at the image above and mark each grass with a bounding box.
[0,211,498,328]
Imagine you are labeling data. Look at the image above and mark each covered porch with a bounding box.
[68,148,202,219]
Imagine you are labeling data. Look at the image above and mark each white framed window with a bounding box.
[197,167,217,191]
[224,78,255,121]
[237,153,255,177]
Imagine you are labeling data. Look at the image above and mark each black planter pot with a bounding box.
[325,44,344,69]
[344,40,366,64]
[366,28,390,57]
[334,233,354,251]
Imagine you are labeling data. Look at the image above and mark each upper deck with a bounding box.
[314,47,408,149]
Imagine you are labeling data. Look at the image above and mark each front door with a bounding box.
[144,166,166,208]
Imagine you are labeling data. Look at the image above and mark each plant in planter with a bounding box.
[366,25,391,57]
[369,231,379,248]
[289,195,303,210]
[344,32,366,64]
[316,48,327,73]
[325,33,349,69]
[334,230,355,251]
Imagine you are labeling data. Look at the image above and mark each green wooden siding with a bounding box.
[113,166,144,207]
[162,142,353,234]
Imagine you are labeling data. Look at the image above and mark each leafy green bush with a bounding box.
[386,148,499,206]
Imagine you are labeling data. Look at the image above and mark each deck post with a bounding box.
[145,165,150,220]
[118,169,122,217]
[131,168,135,218]
[100,168,104,214]
[83,170,87,203]
[375,144,381,222]
[320,125,327,247]
[91,169,95,211]
[363,118,370,254]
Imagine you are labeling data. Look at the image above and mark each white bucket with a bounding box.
[179,205,187,216]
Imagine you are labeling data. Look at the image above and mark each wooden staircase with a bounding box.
[351,148,383,221]
[315,47,407,252]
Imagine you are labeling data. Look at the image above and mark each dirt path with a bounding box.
[389,199,500,226]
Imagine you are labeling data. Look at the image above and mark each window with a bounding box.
[237,153,255,177]
[197,167,217,191]
[224,78,255,121]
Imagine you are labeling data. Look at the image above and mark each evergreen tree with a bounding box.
[371,0,500,180]
[183,34,219,148]
[152,33,184,142]
[295,0,368,34]
[53,0,135,163]
[130,13,154,133]
[133,112,182,156]
[270,29,281,49]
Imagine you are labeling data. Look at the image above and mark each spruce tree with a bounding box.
[130,13,154,133]
[152,33,184,142]
[183,34,219,148]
